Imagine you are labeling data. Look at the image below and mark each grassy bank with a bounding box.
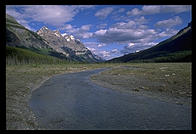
[91,63,192,105]
[6,63,114,130]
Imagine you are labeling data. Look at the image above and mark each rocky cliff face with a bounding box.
[37,26,101,62]
[6,14,49,49]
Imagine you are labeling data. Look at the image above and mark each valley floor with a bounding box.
[6,63,113,130]
[6,63,192,129]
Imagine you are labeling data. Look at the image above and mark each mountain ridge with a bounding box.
[36,26,101,62]
[6,14,102,63]
[108,22,192,63]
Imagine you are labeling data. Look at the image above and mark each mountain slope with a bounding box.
[6,14,70,61]
[108,22,192,63]
[37,26,101,62]
[6,14,50,49]
[6,46,68,65]
[6,14,102,63]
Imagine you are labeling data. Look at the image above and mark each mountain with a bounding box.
[6,14,72,61]
[37,26,101,62]
[6,14,102,63]
[108,22,192,63]
[6,14,50,49]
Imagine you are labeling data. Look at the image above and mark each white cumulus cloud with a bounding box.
[95,7,114,19]
[6,5,94,27]
[155,16,182,28]
[126,5,191,16]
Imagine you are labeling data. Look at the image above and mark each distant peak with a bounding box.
[39,26,50,31]
[53,30,62,38]
[42,26,48,29]
[37,26,51,34]
[54,30,61,34]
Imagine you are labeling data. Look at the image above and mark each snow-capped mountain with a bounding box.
[37,26,102,62]
[6,14,103,62]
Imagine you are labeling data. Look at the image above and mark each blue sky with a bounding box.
[6,5,192,60]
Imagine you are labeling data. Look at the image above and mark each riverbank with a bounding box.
[6,63,113,130]
[91,63,192,106]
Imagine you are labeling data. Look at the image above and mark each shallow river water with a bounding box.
[29,68,191,130]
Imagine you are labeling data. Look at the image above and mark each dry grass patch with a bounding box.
[91,63,192,104]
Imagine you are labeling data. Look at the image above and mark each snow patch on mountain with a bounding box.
[70,35,75,40]
[61,33,68,37]
[54,33,60,37]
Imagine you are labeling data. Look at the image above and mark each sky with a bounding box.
[6,5,192,60]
